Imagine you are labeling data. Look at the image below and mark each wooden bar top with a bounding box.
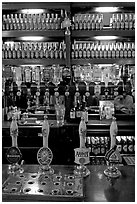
[2,164,135,202]
[2,118,135,129]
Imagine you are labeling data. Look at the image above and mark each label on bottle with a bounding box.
[123,144,128,153]
[87,50,90,58]
[79,50,82,58]
[76,110,81,118]
[124,50,128,58]
[119,49,123,58]
[116,50,119,58]
[128,144,133,153]
[75,22,79,30]
[117,144,122,153]
[128,51,131,58]
[101,145,105,155]
[70,109,75,119]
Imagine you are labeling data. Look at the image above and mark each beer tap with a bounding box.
[37,115,54,174]
[74,117,90,177]
[104,117,122,186]
[6,115,24,174]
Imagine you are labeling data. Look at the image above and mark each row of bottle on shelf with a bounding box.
[72,41,135,59]
[85,136,135,156]
[2,11,65,31]
[3,11,135,31]
[3,64,134,95]
[72,13,135,30]
[2,65,71,90]
[2,41,66,59]
[3,64,134,90]
[73,64,134,85]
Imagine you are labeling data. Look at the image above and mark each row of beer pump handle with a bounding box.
[8,113,122,183]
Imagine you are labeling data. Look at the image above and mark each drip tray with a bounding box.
[3,172,84,201]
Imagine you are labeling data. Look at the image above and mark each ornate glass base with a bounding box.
[74,165,90,177]
[7,163,24,175]
[38,165,54,175]
[104,166,121,186]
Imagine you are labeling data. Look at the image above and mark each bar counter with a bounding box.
[2,117,135,165]
[2,164,135,202]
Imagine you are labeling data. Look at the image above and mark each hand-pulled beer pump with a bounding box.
[37,115,54,174]
[104,117,122,186]
[6,115,24,174]
[74,117,90,177]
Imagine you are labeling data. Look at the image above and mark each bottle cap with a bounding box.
[81,116,85,121]
[112,116,116,121]
[44,114,48,120]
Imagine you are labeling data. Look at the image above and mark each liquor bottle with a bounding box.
[74,43,79,59]
[120,13,125,30]
[86,43,91,58]
[127,136,134,154]
[107,43,111,58]
[128,13,133,30]
[70,99,76,119]
[133,13,135,29]
[26,42,31,59]
[76,98,81,119]
[16,42,21,59]
[122,136,128,154]
[115,42,120,58]
[116,136,122,154]
[79,14,83,30]
[111,42,116,58]
[96,137,101,155]
[131,42,135,58]
[99,44,103,58]
[119,42,124,58]
[95,42,99,58]
[99,14,104,30]
[123,42,128,58]
[90,42,95,58]
[105,137,110,153]
[78,42,83,58]
[87,14,91,30]
[81,95,88,123]
[83,42,87,58]
[112,14,117,29]
[116,13,120,30]
[75,15,79,30]
[91,14,95,30]
[125,13,129,30]
[55,13,60,30]
[83,14,87,30]
[132,136,135,154]
[10,115,18,147]
[127,42,132,58]
[103,44,107,58]
[79,116,86,148]
[100,137,106,156]
[8,43,12,59]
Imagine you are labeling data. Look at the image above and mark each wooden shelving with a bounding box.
[2,59,66,66]
[71,58,135,65]
[2,2,135,67]
[71,30,135,38]
[2,30,65,38]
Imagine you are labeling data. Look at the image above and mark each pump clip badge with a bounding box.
[37,147,53,166]
[6,146,22,164]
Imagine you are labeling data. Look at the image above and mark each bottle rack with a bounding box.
[2,2,135,118]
